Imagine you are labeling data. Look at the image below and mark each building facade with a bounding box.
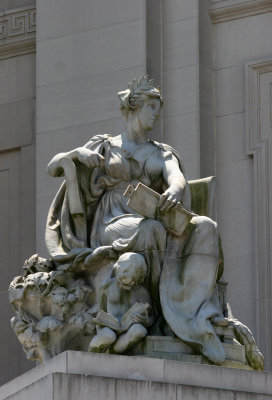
[0,0,272,385]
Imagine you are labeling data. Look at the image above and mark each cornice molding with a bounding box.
[210,0,272,23]
[0,6,36,60]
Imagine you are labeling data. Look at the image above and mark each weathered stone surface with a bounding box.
[8,76,263,371]
[0,352,271,400]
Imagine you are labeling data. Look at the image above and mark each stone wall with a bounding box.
[1,352,272,400]
[1,0,272,386]
[36,0,147,256]
[211,0,272,369]
[0,3,36,385]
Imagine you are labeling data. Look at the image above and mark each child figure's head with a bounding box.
[114,252,147,290]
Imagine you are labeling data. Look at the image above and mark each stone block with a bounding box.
[199,0,213,69]
[0,54,35,106]
[0,352,67,399]
[182,158,201,181]
[4,375,53,400]
[0,292,32,386]
[1,352,272,399]
[163,0,199,23]
[36,194,58,257]
[115,378,177,400]
[66,351,165,383]
[223,342,246,364]
[163,65,199,118]
[0,1,34,12]
[215,12,272,69]
[0,199,9,247]
[216,112,248,164]
[131,336,204,363]
[54,374,116,400]
[215,65,245,117]
[217,158,254,211]
[37,0,145,41]
[20,144,36,241]
[164,17,198,71]
[163,112,200,166]
[200,110,215,177]
[177,385,235,400]
[133,335,192,355]
[217,206,254,258]
[200,65,214,113]
[36,65,145,134]
[132,336,247,366]
[223,253,256,310]
[37,19,146,87]
[0,99,34,151]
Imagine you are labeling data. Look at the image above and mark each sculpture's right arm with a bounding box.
[47,147,105,177]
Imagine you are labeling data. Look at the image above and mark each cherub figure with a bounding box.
[89,252,154,354]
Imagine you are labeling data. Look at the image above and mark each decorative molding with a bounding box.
[0,6,36,60]
[246,57,272,370]
[210,0,272,23]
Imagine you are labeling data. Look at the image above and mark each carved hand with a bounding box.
[76,147,105,168]
[158,186,183,212]
[131,310,149,326]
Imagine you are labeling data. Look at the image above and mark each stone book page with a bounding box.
[124,182,194,236]
[120,302,150,332]
[93,303,150,334]
[93,310,121,331]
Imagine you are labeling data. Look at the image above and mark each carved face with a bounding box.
[136,97,161,131]
[115,259,146,290]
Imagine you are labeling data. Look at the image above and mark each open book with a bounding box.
[93,302,150,334]
[124,182,195,236]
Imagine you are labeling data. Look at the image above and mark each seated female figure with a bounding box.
[47,76,226,364]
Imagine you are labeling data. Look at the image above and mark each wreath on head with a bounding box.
[118,75,163,115]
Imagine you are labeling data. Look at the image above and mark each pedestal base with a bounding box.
[1,351,271,400]
[131,335,250,369]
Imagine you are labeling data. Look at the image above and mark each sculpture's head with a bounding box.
[118,76,163,131]
[114,252,147,290]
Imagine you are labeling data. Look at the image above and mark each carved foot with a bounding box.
[112,324,147,354]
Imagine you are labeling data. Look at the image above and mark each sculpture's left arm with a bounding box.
[159,153,187,211]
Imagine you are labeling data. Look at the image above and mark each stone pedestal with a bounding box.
[0,351,272,400]
[131,335,249,370]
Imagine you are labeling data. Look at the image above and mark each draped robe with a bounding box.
[46,134,225,364]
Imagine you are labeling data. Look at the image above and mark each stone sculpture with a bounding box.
[9,76,264,370]
[89,252,154,354]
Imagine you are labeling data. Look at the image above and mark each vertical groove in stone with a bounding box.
[146,0,163,142]
[199,0,216,178]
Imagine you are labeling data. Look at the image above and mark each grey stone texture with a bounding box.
[1,0,272,387]
[0,50,35,387]
[214,9,272,371]
[0,352,272,400]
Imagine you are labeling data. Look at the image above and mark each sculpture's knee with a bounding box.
[129,324,147,341]
[88,327,116,353]
[191,216,218,235]
[185,216,219,257]
[113,324,147,354]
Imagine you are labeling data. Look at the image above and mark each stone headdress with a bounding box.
[118,75,163,115]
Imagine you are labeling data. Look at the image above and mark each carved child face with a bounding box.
[136,97,161,131]
[115,254,147,290]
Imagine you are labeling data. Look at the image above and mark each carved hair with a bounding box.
[113,252,147,285]
[118,75,163,117]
